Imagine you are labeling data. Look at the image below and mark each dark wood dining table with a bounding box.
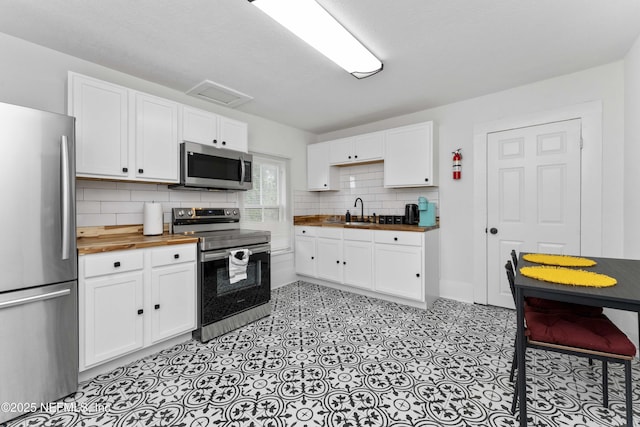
[514,253,640,426]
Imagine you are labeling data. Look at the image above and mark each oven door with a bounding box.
[199,243,270,326]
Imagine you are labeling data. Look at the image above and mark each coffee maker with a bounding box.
[418,196,436,226]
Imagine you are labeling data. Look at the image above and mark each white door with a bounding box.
[487,119,582,308]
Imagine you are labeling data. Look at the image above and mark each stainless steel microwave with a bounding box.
[170,141,252,191]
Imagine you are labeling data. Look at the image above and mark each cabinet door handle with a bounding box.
[222,141,227,145]
[174,254,180,259]
[394,237,398,241]
[138,168,144,174]
[114,261,121,268]
[416,273,420,278]
[311,256,315,260]
[137,309,144,315]
[302,230,306,234]
[425,178,429,182]
[354,155,358,159]
[154,304,160,310]
[324,183,327,187]
[122,167,128,173]
[336,260,340,264]
[348,155,351,159]
[343,261,346,265]
[213,139,217,144]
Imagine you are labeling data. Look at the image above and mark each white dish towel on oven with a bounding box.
[229,249,252,284]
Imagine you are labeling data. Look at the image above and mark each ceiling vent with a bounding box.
[186,80,253,108]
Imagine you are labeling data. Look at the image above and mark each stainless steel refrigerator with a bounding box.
[0,102,77,424]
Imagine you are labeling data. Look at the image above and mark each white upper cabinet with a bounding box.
[329,137,355,164]
[69,72,129,178]
[329,132,384,165]
[307,142,339,191]
[132,92,179,182]
[69,72,250,184]
[181,106,248,153]
[181,106,218,146]
[384,121,437,187]
[218,116,249,153]
[308,121,436,191]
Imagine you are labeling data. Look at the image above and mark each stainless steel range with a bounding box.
[171,207,271,342]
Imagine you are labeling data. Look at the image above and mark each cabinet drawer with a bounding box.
[317,227,343,239]
[374,230,423,246]
[343,228,373,242]
[84,250,144,278]
[151,245,196,267]
[295,226,318,237]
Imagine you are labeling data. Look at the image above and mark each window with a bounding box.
[241,153,291,252]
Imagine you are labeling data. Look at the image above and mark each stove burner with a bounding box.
[171,207,270,250]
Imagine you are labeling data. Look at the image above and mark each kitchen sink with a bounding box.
[323,218,374,226]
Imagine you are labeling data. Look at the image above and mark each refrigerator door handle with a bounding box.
[61,135,71,260]
[0,288,71,310]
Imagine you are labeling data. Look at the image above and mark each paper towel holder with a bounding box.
[143,202,164,236]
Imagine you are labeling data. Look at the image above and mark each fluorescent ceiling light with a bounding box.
[249,0,383,79]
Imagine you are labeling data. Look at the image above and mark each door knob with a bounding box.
[490,227,498,235]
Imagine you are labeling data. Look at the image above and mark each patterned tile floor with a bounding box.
[4,281,640,427]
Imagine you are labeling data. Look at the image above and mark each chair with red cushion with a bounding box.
[505,258,598,383]
[505,261,635,425]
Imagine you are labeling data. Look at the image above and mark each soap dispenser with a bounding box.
[345,210,351,222]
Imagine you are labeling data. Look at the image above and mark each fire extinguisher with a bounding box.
[452,149,462,180]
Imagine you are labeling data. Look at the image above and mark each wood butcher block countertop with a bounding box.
[294,215,439,232]
[77,224,199,255]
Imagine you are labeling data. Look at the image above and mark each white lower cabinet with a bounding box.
[79,244,196,371]
[374,244,422,300]
[316,228,343,283]
[150,263,196,344]
[83,271,145,368]
[294,226,317,277]
[294,226,438,306]
[343,229,373,290]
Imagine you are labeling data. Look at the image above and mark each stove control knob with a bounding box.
[187,210,194,217]
[225,210,230,216]
[232,209,238,216]
[177,210,184,217]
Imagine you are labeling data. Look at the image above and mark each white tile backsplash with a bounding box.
[75,179,241,227]
[293,163,439,217]
[77,162,440,227]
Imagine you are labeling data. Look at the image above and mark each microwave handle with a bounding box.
[239,156,245,184]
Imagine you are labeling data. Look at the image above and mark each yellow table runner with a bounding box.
[522,253,596,267]
[519,266,616,287]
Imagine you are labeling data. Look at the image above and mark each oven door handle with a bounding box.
[200,244,270,262]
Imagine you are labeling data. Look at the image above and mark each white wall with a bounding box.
[320,62,626,303]
[624,35,640,258]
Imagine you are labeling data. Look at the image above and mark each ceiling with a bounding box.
[1,0,639,134]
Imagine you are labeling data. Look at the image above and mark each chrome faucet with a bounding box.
[354,197,364,222]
